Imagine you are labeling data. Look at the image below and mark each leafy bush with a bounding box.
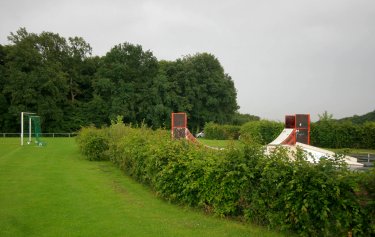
[204,122,240,139]
[356,168,375,234]
[76,126,109,161]
[240,120,283,144]
[77,124,375,236]
[243,151,373,236]
[362,122,375,149]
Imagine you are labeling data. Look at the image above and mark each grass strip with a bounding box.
[0,138,284,237]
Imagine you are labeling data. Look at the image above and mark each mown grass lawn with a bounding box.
[327,147,375,155]
[197,138,242,148]
[0,138,286,237]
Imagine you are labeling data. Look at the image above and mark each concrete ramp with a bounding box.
[296,142,363,167]
[269,128,295,145]
[267,113,363,168]
[267,129,363,167]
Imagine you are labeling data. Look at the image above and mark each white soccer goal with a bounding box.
[20,112,36,146]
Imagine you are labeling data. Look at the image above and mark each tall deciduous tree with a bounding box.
[93,43,159,125]
[62,37,96,131]
[160,53,239,131]
[0,44,9,130]
[0,29,241,132]
[2,28,95,132]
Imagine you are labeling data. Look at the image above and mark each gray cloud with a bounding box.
[1,0,374,121]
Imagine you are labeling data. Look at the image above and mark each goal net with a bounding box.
[21,112,45,146]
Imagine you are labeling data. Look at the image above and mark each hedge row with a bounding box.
[77,124,375,236]
[204,120,283,143]
[76,126,109,161]
[204,122,241,139]
[205,120,375,149]
[311,121,375,149]
[239,120,284,144]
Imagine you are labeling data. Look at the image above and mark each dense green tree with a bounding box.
[144,66,172,128]
[65,36,92,103]
[362,122,375,149]
[318,110,333,121]
[7,29,70,131]
[338,110,375,124]
[1,28,96,132]
[3,28,68,131]
[0,44,9,130]
[93,43,159,125]
[62,39,97,130]
[160,53,238,131]
[1,29,239,133]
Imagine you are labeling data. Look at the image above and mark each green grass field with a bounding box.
[197,138,241,148]
[327,148,375,155]
[0,138,285,237]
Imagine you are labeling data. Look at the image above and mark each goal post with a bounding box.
[20,112,44,146]
[21,112,35,146]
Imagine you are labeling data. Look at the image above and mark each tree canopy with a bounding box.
[337,110,375,124]
[0,28,242,132]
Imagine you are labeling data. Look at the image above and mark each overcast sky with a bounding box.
[1,0,374,121]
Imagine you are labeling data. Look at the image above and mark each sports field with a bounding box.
[0,138,285,237]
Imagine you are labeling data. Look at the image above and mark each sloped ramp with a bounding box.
[184,128,198,143]
[184,128,223,150]
[267,128,363,167]
[269,128,295,145]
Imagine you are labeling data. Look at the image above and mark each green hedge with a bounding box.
[204,122,241,139]
[204,120,283,143]
[76,126,109,161]
[311,121,375,149]
[77,124,375,236]
[240,120,283,145]
[204,119,375,149]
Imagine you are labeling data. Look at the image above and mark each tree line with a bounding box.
[0,28,243,132]
[337,110,375,124]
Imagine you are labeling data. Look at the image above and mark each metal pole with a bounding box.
[29,116,32,144]
[20,112,36,146]
[21,112,24,146]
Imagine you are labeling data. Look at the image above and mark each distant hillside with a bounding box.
[338,110,375,124]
